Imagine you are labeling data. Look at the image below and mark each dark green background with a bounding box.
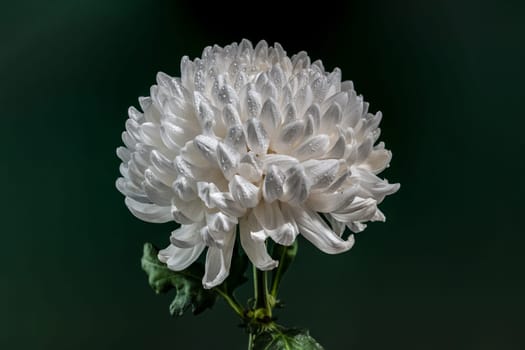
[2,0,524,349]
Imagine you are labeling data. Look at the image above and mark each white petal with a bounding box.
[163,97,192,125]
[289,206,354,254]
[200,226,221,248]
[144,103,162,124]
[302,159,341,190]
[222,104,242,127]
[253,202,297,246]
[262,82,278,101]
[330,197,378,222]
[341,80,354,92]
[282,103,297,124]
[194,67,206,93]
[292,135,330,161]
[281,164,310,205]
[320,102,342,133]
[268,222,297,246]
[180,141,211,168]
[324,213,346,236]
[303,114,315,140]
[295,85,313,116]
[256,73,268,92]
[351,167,400,202]
[119,162,129,179]
[272,120,305,153]
[326,69,342,96]
[140,122,164,148]
[205,212,238,246]
[128,106,144,122]
[160,121,186,151]
[116,178,148,202]
[171,198,205,224]
[292,51,310,71]
[124,197,171,223]
[363,149,392,174]
[180,56,194,89]
[197,181,216,208]
[234,71,247,92]
[217,142,240,180]
[224,125,247,154]
[269,65,285,87]
[172,176,197,201]
[238,38,253,54]
[356,112,382,140]
[311,78,328,103]
[170,77,189,101]
[262,165,285,203]
[237,152,263,182]
[132,144,150,172]
[229,175,260,208]
[202,230,236,289]
[347,221,367,233]
[125,119,141,141]
[143,168,173,206]
[323,128,346,159]
[209,191,246,217]
[116,146,131,163]
[356,136,373,163]
[244,90,262,118]
[253,201,281,231]
[371,209,386,222]
[138,96,152,112]
[246,211,268,242]
[193,135,218,164]
[159,243,205,271]
[304,104,321,130]
[194,92,216,131]
[327,169,351,192]
[272,42,286,60]
[341,96,363,128]
[240,215,278,270]
[279,202,300,235]
[279,85,292,107]
[156,71,174,89]
[254,40,269,61]
[245,118,269,154]
[216,84,239,106]
[127,160,145,188]
[150,150,176,184]
[149,87,164,110]
[262,154,299,171]
[170,224,204,248]
[259,99,280,135]
[306,185,359,212]
[151,85,169,111]
[174,154,219,183]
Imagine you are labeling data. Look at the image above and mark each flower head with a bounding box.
[117,40,399,288]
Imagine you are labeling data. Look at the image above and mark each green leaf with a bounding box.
[253,327,324,350]
[141,243,217,316]
[270,241,298,297]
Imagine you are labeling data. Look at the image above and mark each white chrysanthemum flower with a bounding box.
[116,39,399,289]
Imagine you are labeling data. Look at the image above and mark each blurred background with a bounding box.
[2,0,524,349]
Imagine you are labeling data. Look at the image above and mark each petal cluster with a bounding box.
[116,40,399,288]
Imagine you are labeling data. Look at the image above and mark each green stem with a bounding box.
[270,246,288,299]
[215,288,244,318]
[247,332,254,350]
[247,263,273,349]
[253,265,271,315]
